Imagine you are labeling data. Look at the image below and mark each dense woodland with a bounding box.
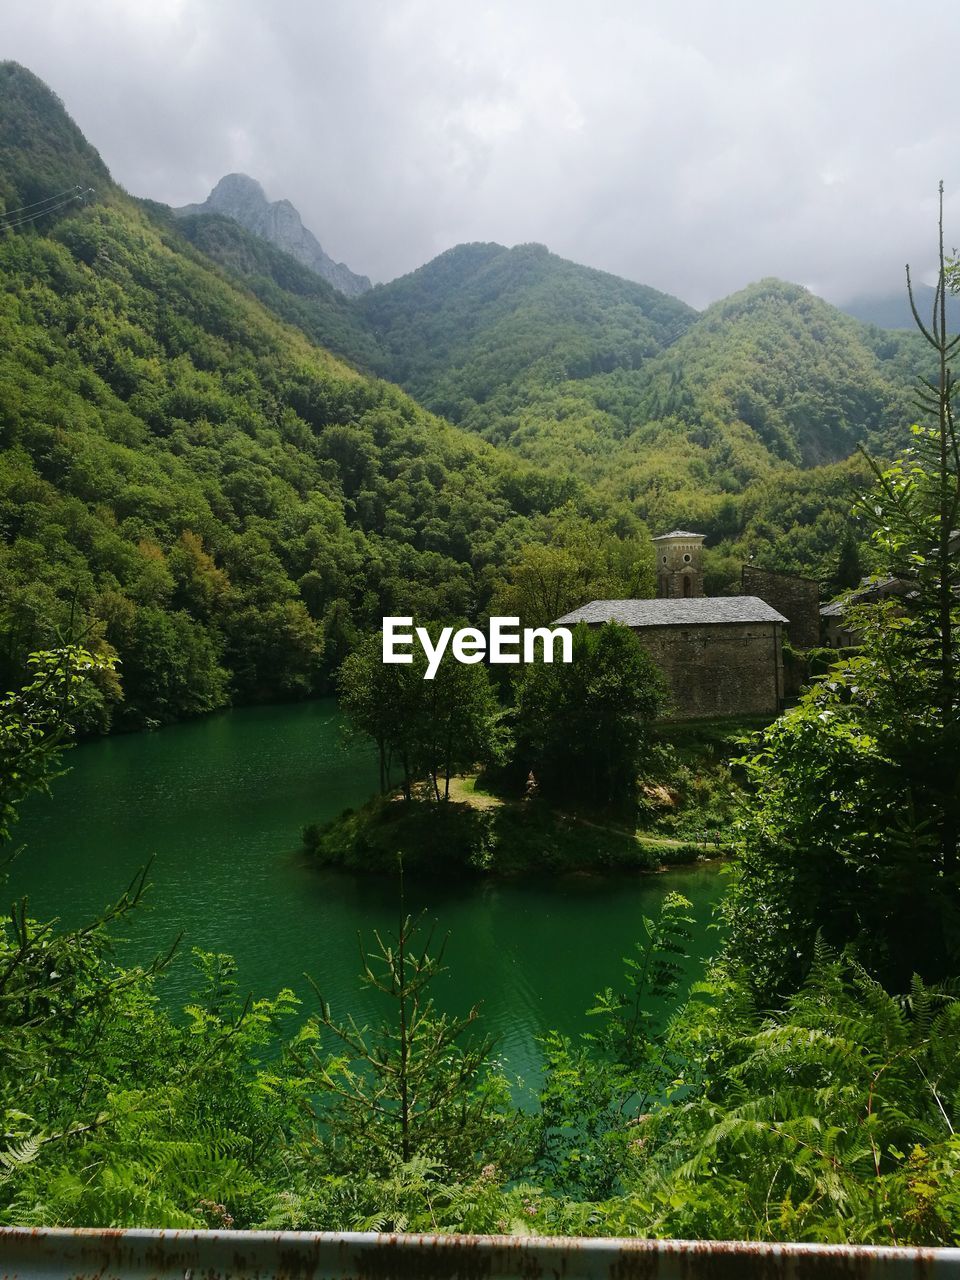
[5,390,960,1236]
[0,63,931,731]
[0,66,637,728]
[3,61,960,1244]
[191,196,929,589]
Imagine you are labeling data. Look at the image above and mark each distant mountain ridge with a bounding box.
[839,283,960,333]
[176,172,371,297]
[181,200,924,488]
[353,252,920,473]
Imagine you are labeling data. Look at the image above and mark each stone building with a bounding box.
[819,531,958,647]
[820,575,914,648]
[555,528,795,721]
[741,565,820,650]
[555,596,787,720]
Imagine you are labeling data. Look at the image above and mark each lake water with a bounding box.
[8,701,723,1092]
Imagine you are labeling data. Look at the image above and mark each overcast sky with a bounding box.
[5,0,958,307]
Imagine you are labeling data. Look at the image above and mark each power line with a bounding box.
[0,188,95,230]
[1,194,88,229]
[0,184,85,219]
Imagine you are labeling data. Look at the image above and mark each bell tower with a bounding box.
[653,530,705,599]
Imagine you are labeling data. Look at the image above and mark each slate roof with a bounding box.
[819,599,847,618]
[555,597,789,628]
[652,529,705,540]
[819,576,914,617]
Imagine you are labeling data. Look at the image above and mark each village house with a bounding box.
[820,531,959,647]
[820,576,914,648]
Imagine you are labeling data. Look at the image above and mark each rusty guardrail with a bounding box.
[1,1229,959,1280]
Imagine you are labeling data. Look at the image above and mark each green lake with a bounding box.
[9,701,723,1091]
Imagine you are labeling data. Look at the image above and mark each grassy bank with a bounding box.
[302,788,711,877]
[302,718,760,876]
[636,715,764,841]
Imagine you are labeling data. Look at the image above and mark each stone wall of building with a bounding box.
[628,621,784,720]
[741,566,820,650]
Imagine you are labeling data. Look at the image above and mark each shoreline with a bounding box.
[301,783,732,881]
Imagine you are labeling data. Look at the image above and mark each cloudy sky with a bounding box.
[5,0,958,307]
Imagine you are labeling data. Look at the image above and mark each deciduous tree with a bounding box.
[514,622,662,807]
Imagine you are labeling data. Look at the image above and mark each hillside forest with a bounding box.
[2,61,960,1246]
[0,61,935,729]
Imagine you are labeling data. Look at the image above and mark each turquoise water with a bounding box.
[9,701,723,1089]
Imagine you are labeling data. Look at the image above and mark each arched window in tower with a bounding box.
[651,529,706,601]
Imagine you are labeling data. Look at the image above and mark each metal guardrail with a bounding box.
[1,1229,959,1280]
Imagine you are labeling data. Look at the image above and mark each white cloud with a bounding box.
[4,0,957,305]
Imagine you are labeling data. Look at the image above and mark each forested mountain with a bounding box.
[162,157,931,590]
[0,60,937,730]
[358,267,921,467]
[352,254,922,582]
[0,62,109,220]
[573,281,921,569]
[355,241,698,422]
[629,280,918,467]
[0,63,611,728]
[192,205,922,567]
[169,207,384,370]
[354,247,920,465]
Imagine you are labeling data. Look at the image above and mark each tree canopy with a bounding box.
[513,622,663,807]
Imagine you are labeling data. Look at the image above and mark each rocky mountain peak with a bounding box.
[206,172,268,207]
[176,172,370,297]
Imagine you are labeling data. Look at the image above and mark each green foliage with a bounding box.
[8,640,960,1243]
[173,211,385,371]
[536,892,694,1200]
[0,651,309,1229]
[1,929,307,1229]
[0,184,584,725]
[0,645,117,843]
[300,906,525,1180]
[633,280,916,468]
[356,241,695,422]
[302,793,664,876]
[490,504,654,628]
[723,657,942,996]
[633,718,757,841]
[513,623,663,806]
[726,198,960,999]
[338,631,506,801]
[0,64,110,224]
[835,525,864,590]
[600,951,960,1244]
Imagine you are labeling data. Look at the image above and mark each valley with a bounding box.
[2,53,960,1248]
